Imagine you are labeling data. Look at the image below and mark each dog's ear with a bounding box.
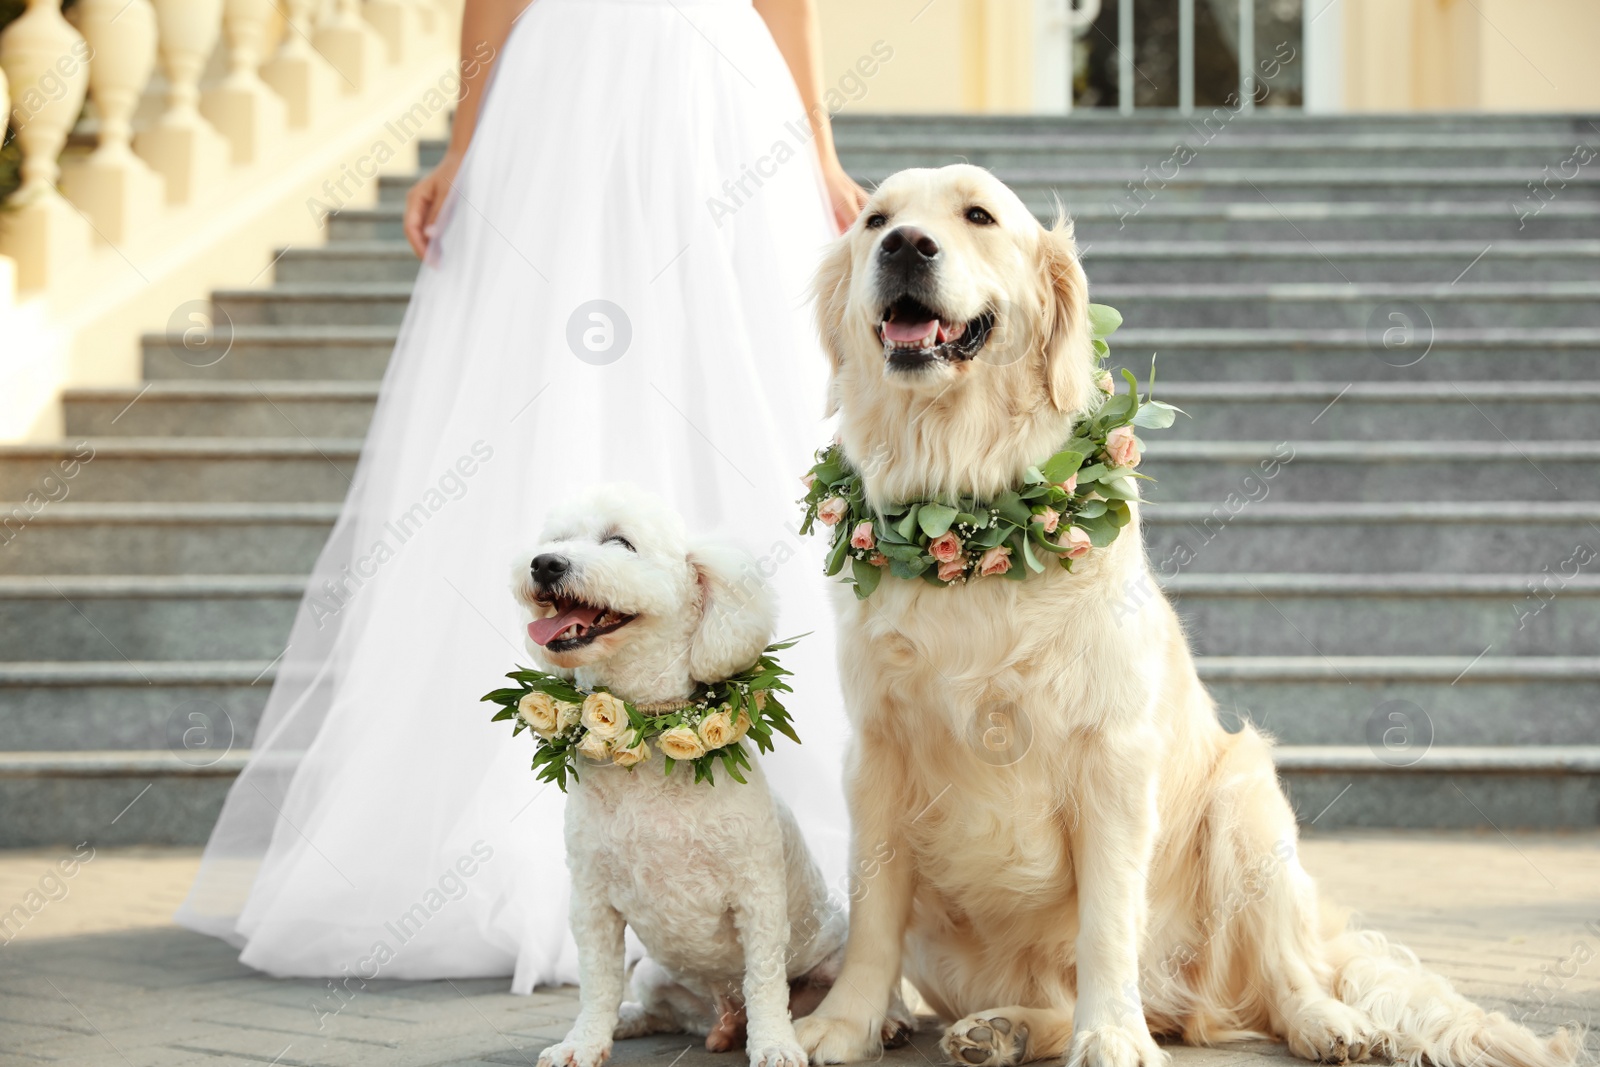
[1037,214,1096,414]
[686,539,777,684]
[812,234,855,418]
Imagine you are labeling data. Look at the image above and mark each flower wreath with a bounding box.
[798,304,1179,598]
[481,639,802,790]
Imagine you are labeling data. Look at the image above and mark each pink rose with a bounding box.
[978,546,1012,577]
[1057,473,1078,496]
[817,497,848,525]
[869,552,888,567]
[928,531,963,563]
[936,558,966,582]
[1104,425,1140,469]
[801,471,816,489]
[1032,507,1060,534]
[850,521,876,550]
[1061,525,1092,559]
[1098,373,1115,395]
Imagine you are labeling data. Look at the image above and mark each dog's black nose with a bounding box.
[530,553,570,587]
[879,225,940,264]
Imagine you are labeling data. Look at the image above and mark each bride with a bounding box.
[177,0,864,993]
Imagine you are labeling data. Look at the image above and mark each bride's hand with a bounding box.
[822,161,868,234]
[404,150,464,260]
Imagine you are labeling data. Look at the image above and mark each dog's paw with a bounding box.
[750,1041,810,1067]
[1284,999,1378,1065]
[1066,1025,1166,1067]
[614,1002,672,1041]
[538,1039,613,1067]
[940,1014,1030,1066]
[794,1012,883,1064]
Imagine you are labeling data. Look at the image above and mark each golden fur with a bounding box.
[792,166,1578,1067]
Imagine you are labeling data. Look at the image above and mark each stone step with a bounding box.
[1103,283,1600,330]
[277,239,1600,287]
[4,743,1595,845]
[1167,574,1600,657]
[0,576,300,662]
[1081,241,1600,285]
[3,437,1595,504]
[1110,329,1600,382]
[1143,440,1600,503]
[141,326,395,382]
[1154,382,1600,441]
[61,380,1600,443]
[0,570,1587,665]
[63,382,378,438]
[1207,657,1600,748]
[0,662,269,751]
[3,499,1593,582]
[1142,502,1600,574]
[0,438,359,503]
[325,201,1600,245]
[207,281,1600,330]
[0,503,338,574]
[134,327,1600,387]
[829,112,1600,136]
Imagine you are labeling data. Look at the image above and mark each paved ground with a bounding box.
[1,834,1597,1067]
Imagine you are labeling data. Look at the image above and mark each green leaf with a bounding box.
[917,502,959,538]
[889,556,929,580]
[895,505,922,541]
[1132,402,1178,429]
[1092,337,1110,358]
[1039,449,1087,484]
[1075,498,1108,519]
[851,556,883,599]
[1020,531,1045,573]
[824,531,850,576]
[1088,303,1123,338]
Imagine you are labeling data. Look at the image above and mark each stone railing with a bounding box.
[0,0,461,439]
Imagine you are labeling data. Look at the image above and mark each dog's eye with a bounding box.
[965,207,995,226]
[864,213,887,230]
[604,535,635,552]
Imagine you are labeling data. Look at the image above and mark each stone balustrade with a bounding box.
[0,0,454,291]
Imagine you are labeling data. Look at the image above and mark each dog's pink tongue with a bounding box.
[883,317,939,343]
[527,604,604,646]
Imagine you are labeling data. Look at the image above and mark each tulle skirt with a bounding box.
[176,0,848,993]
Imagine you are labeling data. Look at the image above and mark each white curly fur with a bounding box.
[512,486,850,1067]
[792,167,1579,1067]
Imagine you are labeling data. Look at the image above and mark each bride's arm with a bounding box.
[403,0,531,259]
[754,0,869,233]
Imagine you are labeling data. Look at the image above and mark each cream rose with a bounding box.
[978,545,1012,577]
[611,738,650,768]
[1104,425,1140,469]
[698,708,736,750]
[1061,525,1092,559]
[1032,507,1061,534]
[517,691,561,736]
[817,497,848,526]
[657,726,706,761]
[801,471,816,489]
[929,531,963,563]
[576,731,611,762]
[732,708,753,741]
[1097,371,1115,394]
[557,700,582,731]
[936,558,966,582]
[581,691,628,740]
[850,521,876,551]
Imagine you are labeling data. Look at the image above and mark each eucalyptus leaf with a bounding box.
[1088,303,1123,338]
[918,502,959,538]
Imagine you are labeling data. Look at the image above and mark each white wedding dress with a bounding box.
[176,0,849,993]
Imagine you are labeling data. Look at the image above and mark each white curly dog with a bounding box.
[515,486,865,1067]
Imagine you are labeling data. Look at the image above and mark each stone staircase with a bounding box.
[3,112,1600,846]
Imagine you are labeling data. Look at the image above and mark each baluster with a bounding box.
[314,0,382,94]
[261,0,341,127]
[366,0,417,65]
[0,0,92,291]
[135,0,230,203]
[61,0,165,243]
[201,0,288,164]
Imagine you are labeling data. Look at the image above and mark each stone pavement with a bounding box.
[1,834,1596,1067]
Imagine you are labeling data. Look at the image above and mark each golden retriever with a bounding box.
[790,165,1576,1067]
